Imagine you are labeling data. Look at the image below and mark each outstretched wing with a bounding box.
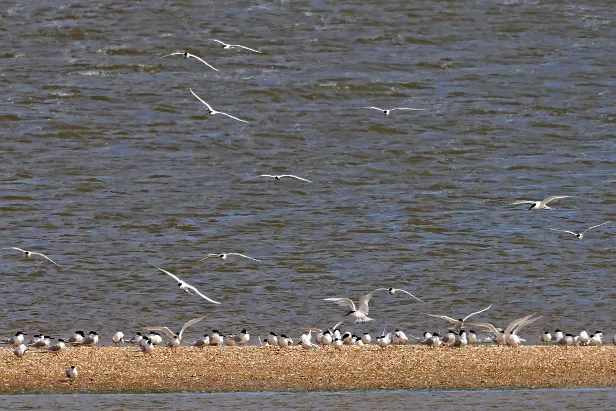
[234,44,261,53]
[218,111,249,123]
[186,53,219,71]
[462,304,492,322]
[209,39,227,46]
[145,326,175,339]
[424,313,457,324]
[30,252,61,266]
[179,316,207,339]
[257,174,276,179]
[323,298,356,312]
[394,288,424,303]
[228,253,261,261]
[545,228,578,236]
[358,292,375,314]
[194,254,220,264]
[543,195,570,205]
[280,175,312,182]
[504,313,535,336]
[190,88,215,112]
[186,284,221,305]
[360,106,383,111]
[148,262,182,283]
[390,107,424,111]
[465,321,500,335]
[509,200,535,205]
[583,221,610,234]
[512,315,542,336]
[153,52,183,61]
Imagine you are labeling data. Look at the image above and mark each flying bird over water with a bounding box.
[148,262,221,305]
[545,221,610,240]
[195,253,261,265]
[387,287,424,303]
[2,247,60,266]
[509,195,570,211]
[190,88,249,123]
[424,305,492,329]
[209,39,261,53]
[323,288,389,323]
[146,315,206,343]
[154,52,219,71]
[257,174,312,183]
[360,106,424,116]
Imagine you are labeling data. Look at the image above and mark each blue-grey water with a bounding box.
[1,0,615,402]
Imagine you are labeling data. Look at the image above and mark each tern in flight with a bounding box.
[424,304,492,330]
[190,88,249,123]
[195,253,261,265]
[2,247,60,266]
[154,52,219,71]
[509,195,570,210]
[257,174,312,183]
[360,106,423,116]
[545,221,610,240]
[209,39,261,53]
[146,315,206,343]
[323,288,389,323]
[148,262,221,305]
[387,287,424,303]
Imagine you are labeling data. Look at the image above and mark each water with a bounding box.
[2,389,616,410]
[1,0,615,361]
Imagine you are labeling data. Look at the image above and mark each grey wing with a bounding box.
[509,200,535,205]
[358,293,373,314]
[280,175,312,182]
[189,88,214,112]
[188,285,221,305]
[465,321,500,335]
[145,327,175,339]
[390,107,424,111]
[209,39,227,46]
[545,228,578,236]
[228,253,261,261]
[512,315,542,335]
[361,106,383,111]
[323,298,356,312]
[148,262,182,283]
[424,313,457,323]
[154,52,183,61]
[583,221,610,233]
[462,304,492,321]
[179,316,207,338]
[7,247,27,253]
[542,195,570,204]
[396,289,424,303]
[257,174,276,178]
[187,53,219,71]
[504,313,535,336]
[218,111,249,123]
[30,252,61,266]
[235,45,261,53]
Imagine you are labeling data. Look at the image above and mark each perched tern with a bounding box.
[589,332,603,346]
[141,339,155,354]
[266,332,278,347]
[112,332,124,345]
[333,338,343,350]
[154,52,219,71]
[127,333,143,345]
[557,334,575,346]
[278,334,291,348]
[148,262,220,305]
[2,247,60,266]
[193,334,210,347]
[13,344,28,358]
[68,331,85,345]
[442,330,457,345]
[387,288,424,303]
[300,328,321,349]
[209,39,261,53]
[233,330,250,345]
[361,333,371,345]
[553,329,564,342]
[32,335,54,348]
[256,174,312,183]
[146,315,206,343]
[424,305,492,329]
[167,335,181,348]
[79,332,98,347]
[47,339,66,353]
[468,330,478,344]
[506,315,542,347]
[320,330,333,348]
[393,330,409,345]
[541,331,552,345]
[66,366,78,378]
[509,195,570,211]
[450,330,468,348]
[545,221,610,240]
[149,332,163,346]
[190,88,249,123]
[210,330,224,346]
[360,106,423,116]
[6,332,27,347]
[323,288,388,323]
[195,253,261,264]
[579,330,590,346]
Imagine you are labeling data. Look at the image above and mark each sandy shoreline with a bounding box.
[1,345,615,393]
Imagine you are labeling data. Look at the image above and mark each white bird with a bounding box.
[393,330,409,345]
[66,366,78,378]
[256,174,312,183]
[360,106,423,116]
[278,334,291,348]
[333,338,343,350]
[190,88,249,123]
[209,39,261,53]
[579,330,590,346]
[546,221,610,240]
[509,195,570,211]
[80,331,98,346]
[167,335,181,348]
[127,333,143,345]
[148,262,220,305]
[2,247,61,266]
[112,332,124,345]
[210,330,224,346]
[468,330,478,344]
[589,332,603,346]
[149,332,163,346]
[429,333,441,348]
[320,330,333,348]
[195,253,261,264]
[424,305,492,330]
[300,329,321,349]
[233,329,250,345]
[323,288,389,324]
[6,332,27,347]
[442,330,457,345]
[553,329,564,342]
[146,316,206,343]
[541,331,552,345]
[154,52,219,71]
[32,335,54,348]
[450,330,468,348]
[266,332,278,347]
[361,333,371,345]
[193,334,210,347]
[13,344,28,358]
[506,315,542,347]
[68,331,85,345]
[387,288,424,303]
[557,334,575,346]
[342,332,353,345]
[377,332,392,348]
[141,339,155,354]
[47,339,66,353]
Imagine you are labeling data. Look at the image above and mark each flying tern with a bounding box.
[509,195,570,210]
[545,221,610,240]
[209,39,261,53]
[387,287,424,303]
[2,247,60,266]
[424,304,492,329]
[195,253,261,264]
[360,106,423,116]
[190,88,249,123]
[323,288,389,323]
[256,174,312,183]
[145,315,206,343]
[148,262,221,305]
[155,52,219,71]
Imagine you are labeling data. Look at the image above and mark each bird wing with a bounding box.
[583,221,610,234]
[257,174,276,178]
[509,200,535,205]
[194,254,220,264]
[209,39,227,46]
[512,315,542,336]
[6,247,27,252]
[463,304,492,321]
[361,106,383,111]
[424,313,457,323]
[542,195,570,205]
[30,252,61,266]
[358,293,374,314]
[395,289,424,303]
[280,175,312,182]
[186,53,219,71]
[504,313,535,336]
[153,52,183,61]
[545,228,578,236]
[218,111,249,123]
[323,298,356,312]
[390,107,424,111]
[186,284,221,305]
[330,321,344,332]
[234,44,261,53]
[145,327,175,339]
[190,88,214,112]
[148,262,182,283]
[465,321,500,335]
[179,316,206,339]
[227,253,261,261]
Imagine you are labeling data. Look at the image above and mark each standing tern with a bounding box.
[387,287,424,303]
[112,332,124,345]
[145,315,206,343]
[323,288,389,323]
[66,366,78,378]
[424,305,492,329]
[209,39,261,53]
[195,253,261,264]
[2,247,60,266]
[360,106,423,116]
[256,174,312,183]
[154,52,219,71]
[509,195,570,211]
[545,221,610,240]
[6,332,27,347]
[47,339,66,353]
[148,262,221,305]
[190,88,249,123]
[13,344,28,358]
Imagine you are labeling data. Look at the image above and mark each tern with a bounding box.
[112,332,124,345]
[47,339,66,353]
[148,262,221,305]
[278,334,291,348]
[333,338,343,350]
[2,247,60,266]
[233,330,250,345]
[506,315,542,347]
[154,52,219,71]
[300,328,321,349]
[393,330,409,345]
[541,331,552,345]
[68,331,85,345]
[468,330,478,344]
[545,221,610,240]
[6,332,27,347]
[256,174,312,183]
[66,366,78,378]
[141,339,155,354]
[360,106,423,116]
[589,332,603,346]
[553,329,564,342]
[209,39,261,53]
[578,330,590,346]
[266,332,278,347]
[32,335,54,348]
[509,195,570,211]
[190,88,249,123]
[149,332,163,346]
[424,304,492,329]
[361,333,371,345]
[450,330,468,348]
[320,330,333,348]
[195,253,261,264]
[387,287,424,303]
[13,344,28,358]
[80,331,98,346]
[210,330,224,346]
[146,315,206,343]
[127,333,143,345]
[193,334,210,347]
[323,288,389,323]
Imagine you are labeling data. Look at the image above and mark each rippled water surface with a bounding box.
[1,0,615,351]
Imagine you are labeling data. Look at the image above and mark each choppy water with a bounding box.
[2,389,616,410]
[1,0,615,352]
